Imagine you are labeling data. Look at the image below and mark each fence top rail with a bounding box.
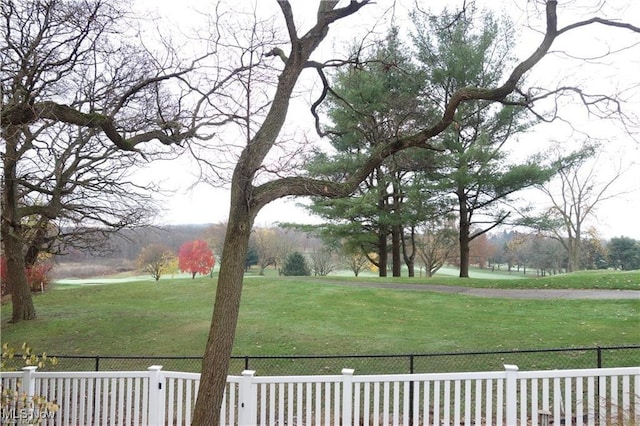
[2,370,153,379]
[353,370,508,383]
[163,371,201,380]
[516,366,640,379]
[250,374,345,384]
[4,365,639,385]
[239,366,640,384]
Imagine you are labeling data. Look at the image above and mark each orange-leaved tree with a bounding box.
[178,240,215,279]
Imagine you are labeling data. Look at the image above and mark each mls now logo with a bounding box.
[1,407,56,423]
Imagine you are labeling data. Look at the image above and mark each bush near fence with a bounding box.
[2,345,638,375]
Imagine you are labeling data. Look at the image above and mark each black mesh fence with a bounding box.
[235,345,640,375]
[3,345,638,375]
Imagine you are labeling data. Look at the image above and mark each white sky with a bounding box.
[133,0,640,240]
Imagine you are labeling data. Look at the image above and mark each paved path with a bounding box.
[307,279,640,300]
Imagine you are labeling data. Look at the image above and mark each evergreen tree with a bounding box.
[608,237,640,271]
[281,252,311,276]
[412,5,555,277]
[308,8,556,279]
[245,247,259,271]
[306,28,437,277]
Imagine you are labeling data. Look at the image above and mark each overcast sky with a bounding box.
[134,0,640,240]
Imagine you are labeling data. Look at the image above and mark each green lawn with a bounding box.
[316,268,640,290]
[2,271,638,364]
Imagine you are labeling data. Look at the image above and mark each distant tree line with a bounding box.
[58,224,212,263]
[52,222,640,280]
[487,232,640,275]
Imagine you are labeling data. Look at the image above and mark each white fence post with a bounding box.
[504,364,519,426]
[238,370,257,426]
[22,366,37,397]
[342,368,355,426]
[22,366,38,408]
[147,365,165,426]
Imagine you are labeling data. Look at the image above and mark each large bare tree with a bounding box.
[190,2,640,424]
[9,124,161,271]
[1,0,201,321]
[534,144,628,271]
[416,220,458,277]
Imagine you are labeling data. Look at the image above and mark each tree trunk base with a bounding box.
[9,295,37,322]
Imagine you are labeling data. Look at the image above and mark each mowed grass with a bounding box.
[316,268,640,290]
[1,271,638,362]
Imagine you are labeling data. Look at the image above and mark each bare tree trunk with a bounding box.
[1,125,36,321]
[192,203,253,426]
[377,227,388,277]
[391,224,401,277]
[459,235,470,278]
[427,262,436,277]
[24,222,48,267]
[406,258,415,277]
[407,262,415,277]
[402,226,416,277]
[568,233,582,272]
[391,179,402,277]
[3,232,36,321]
[458,190,471,278]
[375,175,389,277]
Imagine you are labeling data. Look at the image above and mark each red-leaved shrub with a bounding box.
[0,257,53,296]
[26,262,53,292]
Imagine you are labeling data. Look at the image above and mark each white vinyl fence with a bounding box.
[1,365,638,425]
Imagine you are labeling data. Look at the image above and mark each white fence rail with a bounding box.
[2,365,638,425]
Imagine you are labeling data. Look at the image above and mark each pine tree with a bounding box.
[281,252,310,276]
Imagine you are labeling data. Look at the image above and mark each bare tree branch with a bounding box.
[276,1,298,44]
[558,17,640,36]
[253,0,640,212]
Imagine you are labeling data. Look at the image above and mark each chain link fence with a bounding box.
[5,345,638,375]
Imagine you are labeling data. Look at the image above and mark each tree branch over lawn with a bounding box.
[253,0,640,210]
[252,2,559,209]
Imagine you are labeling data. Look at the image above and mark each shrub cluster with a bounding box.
[0,258,53,297]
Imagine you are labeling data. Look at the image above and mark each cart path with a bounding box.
[306,278,640,300]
